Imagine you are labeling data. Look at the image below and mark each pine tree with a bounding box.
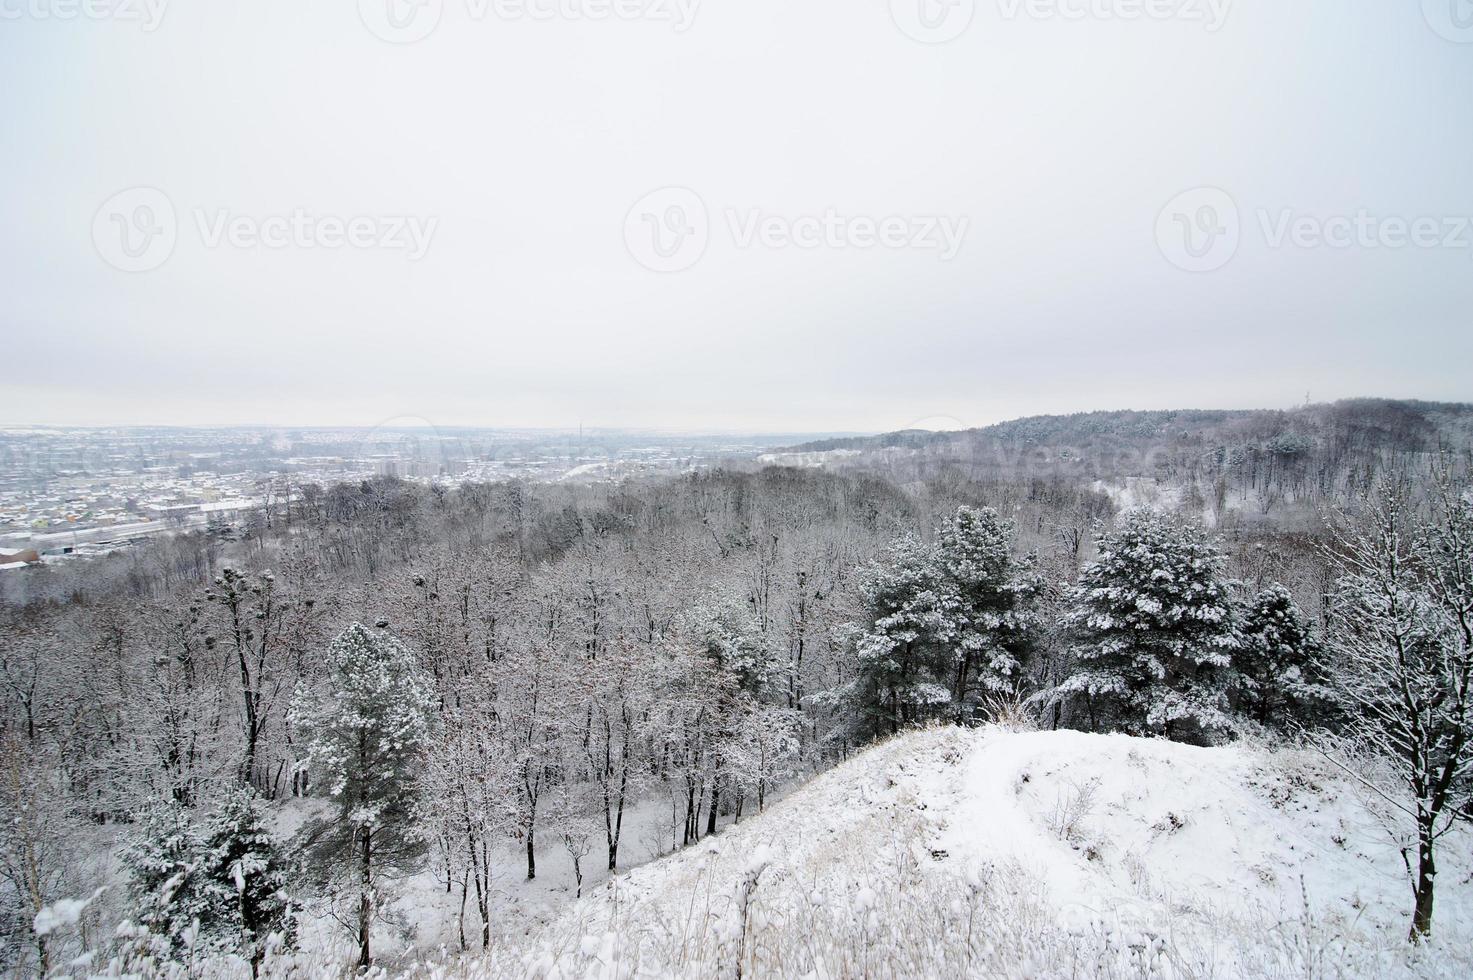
[121,802,211,954]
[851,535,954,738]
[695,592,775,695]
[290,623,435,970]
[936,506,1043,716]
[683,595,775,842]
[122,793,295,974]
[844,509,1043,739]
[198,790,296,976]
[1053,510,1240,742]
[1235,584,1334,731]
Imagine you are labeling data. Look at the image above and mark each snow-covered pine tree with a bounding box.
[936,506,1043,717]
[197,789,296,976]
[1053,510,1240,742]
[1234,584,1334,731]
[695,591,776,696]
[850,535,954,738]
[121,794,294,973]
[843,508,1044,739]
[290,623,435,970]
[121,802,212,956]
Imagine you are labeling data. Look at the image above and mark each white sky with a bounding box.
[2,0,1470,433]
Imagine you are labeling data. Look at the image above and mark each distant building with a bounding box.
[0,547,40,570]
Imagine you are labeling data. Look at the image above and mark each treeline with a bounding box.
[1,457,1467,973]
[840,504,1336,744]
[0,467,928,971]
[792,399,1473,519]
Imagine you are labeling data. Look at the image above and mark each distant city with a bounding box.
[0,425,853,567]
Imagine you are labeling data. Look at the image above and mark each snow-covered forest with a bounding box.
[6,0,1471,972]
[2,404,1472,977]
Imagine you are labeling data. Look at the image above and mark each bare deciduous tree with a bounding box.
[1322,472,1473,940]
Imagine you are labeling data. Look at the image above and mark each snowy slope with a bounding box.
[423,726,1473,979]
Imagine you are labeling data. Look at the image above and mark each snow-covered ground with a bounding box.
[755,449,862,468]
[1092,478,1184,515]
[273,786,760,971]
[406,727,1473,979]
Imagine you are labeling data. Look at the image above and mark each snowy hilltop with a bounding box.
[429,726,1473,980]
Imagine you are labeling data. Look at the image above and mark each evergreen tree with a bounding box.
[845,508,1043,739]
[936,506,1043,716]
[290,623,435,970]
[851,535,954,738]
[198,790,296,976]
[695,592,776,695]
[1234,584,1334,731]
[122,794,295,974]
[121,802,211,953]
[1053,510,1240,742]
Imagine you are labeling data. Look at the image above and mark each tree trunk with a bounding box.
[358,826,373,969]
[684,782,697,845]
[525,824,536,880]
[464,828,490,949]
[608,713,630,871]
[953,658,970,725]
[1410,826,1436,941]
[608,783,625,872]
[457,873,469,951]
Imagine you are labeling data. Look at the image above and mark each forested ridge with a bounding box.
[2,403,1471,975]
[785,399,1473,496]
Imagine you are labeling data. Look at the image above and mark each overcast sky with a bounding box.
[2,0,1470,433]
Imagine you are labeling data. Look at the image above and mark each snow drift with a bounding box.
[425,726,1473,979]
